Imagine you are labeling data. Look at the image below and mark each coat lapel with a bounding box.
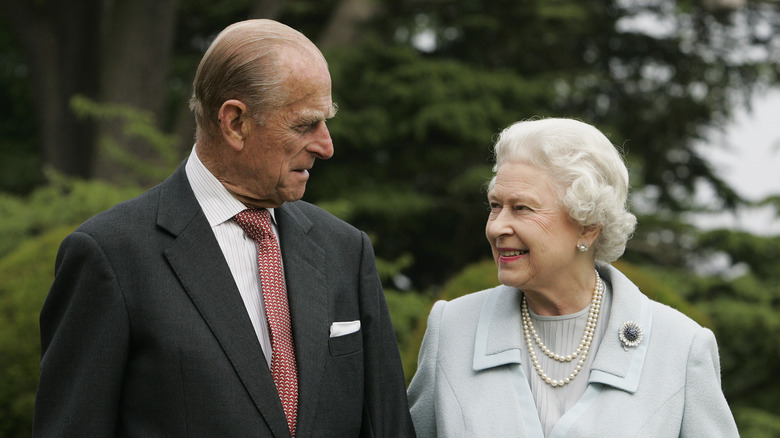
[549,265,654,438]
[157,164,289,437]
[472,285,524,370]
[471,286,545,437]
[275,202,329,437]
[588,264,653,393]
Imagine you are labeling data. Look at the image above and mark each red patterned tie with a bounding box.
[234,209,298,437]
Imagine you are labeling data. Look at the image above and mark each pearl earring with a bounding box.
[576,242,589,252]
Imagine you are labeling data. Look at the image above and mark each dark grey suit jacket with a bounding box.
[33,163,415,437]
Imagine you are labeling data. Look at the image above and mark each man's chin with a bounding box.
[279,185,307,204]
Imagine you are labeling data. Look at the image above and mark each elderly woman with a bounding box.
[407,118,738,437]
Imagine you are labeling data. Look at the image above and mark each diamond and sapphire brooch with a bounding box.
[619,321,643,351]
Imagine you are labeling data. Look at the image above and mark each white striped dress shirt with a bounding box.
[185,146,279,368]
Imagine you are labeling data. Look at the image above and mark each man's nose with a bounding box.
[309,123,334,159]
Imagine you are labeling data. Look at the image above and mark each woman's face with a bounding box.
[485,161,586,293]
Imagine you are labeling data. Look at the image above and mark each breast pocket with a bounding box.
[328,330,363,356]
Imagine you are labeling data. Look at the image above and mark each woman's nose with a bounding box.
[486,208,513,238]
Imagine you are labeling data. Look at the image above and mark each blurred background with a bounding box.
[1,0,778,436]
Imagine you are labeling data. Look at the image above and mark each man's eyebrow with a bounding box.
[297,103,338,123]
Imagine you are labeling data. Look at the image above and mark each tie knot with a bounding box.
[234,209,274,242]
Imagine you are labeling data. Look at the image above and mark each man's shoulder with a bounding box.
[76,165,191,236]
[282,200,358,231]
[75,184,164,237]
[285,199,340,218]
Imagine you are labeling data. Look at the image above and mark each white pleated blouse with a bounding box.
[520,282,613,437]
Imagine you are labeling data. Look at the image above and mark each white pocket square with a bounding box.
[329,320,361,338]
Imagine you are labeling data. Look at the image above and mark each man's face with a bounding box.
[228,56,335,208]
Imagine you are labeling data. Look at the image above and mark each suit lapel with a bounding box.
[274,202,329,437]
[157,164,289,437]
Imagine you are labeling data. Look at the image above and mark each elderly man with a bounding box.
[33,19,415,437]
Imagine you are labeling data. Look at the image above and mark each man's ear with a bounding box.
[218,100,250,151]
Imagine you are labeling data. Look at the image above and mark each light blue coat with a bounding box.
[407,264,739,437]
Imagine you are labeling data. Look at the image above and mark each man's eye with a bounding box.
[296,121,320,132]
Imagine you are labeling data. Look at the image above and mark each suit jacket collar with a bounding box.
[471,263,652,394]
[158,163,290,437]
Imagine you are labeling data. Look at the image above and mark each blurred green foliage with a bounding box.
[0,172,141,259]
[70,95,181,184]
[318,41,541,286]
[734,407,780,438]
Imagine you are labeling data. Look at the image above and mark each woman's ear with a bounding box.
[218,99,249,151]
[581,224,601,246]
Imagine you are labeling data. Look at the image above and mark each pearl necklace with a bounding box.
[521,271,603,387]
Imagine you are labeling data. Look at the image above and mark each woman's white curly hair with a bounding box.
[488,118,637,263]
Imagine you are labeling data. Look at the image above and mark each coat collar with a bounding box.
[588,264,653,393]
[471,264,652,394]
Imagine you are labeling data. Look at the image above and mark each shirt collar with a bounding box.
[185,146,277,227]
